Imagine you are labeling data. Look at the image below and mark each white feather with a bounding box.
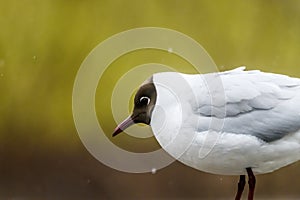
[150,67,300,175]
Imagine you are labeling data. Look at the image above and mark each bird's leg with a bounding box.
[235,175,246,200]
[246,168,256,200]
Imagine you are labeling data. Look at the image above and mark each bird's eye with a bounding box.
[139,96,150,106]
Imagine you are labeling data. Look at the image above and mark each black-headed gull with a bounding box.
[113,67,300,200]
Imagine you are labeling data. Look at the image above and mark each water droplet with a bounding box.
[0,73,3,77]
[167,47,173,53]
[32,55,37,60]
[151,168,157,174]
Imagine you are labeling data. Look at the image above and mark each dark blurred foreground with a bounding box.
[1,128,299,199]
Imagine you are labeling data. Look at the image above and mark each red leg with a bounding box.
[246,168,256,200]
[235,175,246,200]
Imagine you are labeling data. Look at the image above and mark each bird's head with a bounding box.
[112,78,157,137]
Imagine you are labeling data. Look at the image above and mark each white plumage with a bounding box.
[150,67,300,175]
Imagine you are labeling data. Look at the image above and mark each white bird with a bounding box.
[113,67,300,200]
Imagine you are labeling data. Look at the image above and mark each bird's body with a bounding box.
[150,67,300,175]
[113,67,300,199]
[175,127,300,175]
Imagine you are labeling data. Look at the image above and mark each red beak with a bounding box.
[112,116,135,137]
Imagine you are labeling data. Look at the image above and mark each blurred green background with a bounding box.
[1,0,300,199]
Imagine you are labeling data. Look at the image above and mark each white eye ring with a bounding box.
[140,96,150,105]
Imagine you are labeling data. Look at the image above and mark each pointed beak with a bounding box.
[112,115,135,137]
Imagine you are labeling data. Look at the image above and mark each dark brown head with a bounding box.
[112,80,157,136]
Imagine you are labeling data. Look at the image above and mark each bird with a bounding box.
[112,66,300,200]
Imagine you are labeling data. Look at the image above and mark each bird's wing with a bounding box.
[190,67,300,142]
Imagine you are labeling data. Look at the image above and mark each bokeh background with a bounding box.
[1,0,300,199]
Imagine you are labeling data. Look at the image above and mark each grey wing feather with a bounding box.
[195,67,300,142]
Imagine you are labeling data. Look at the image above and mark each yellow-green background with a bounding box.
[1,0,300,199]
